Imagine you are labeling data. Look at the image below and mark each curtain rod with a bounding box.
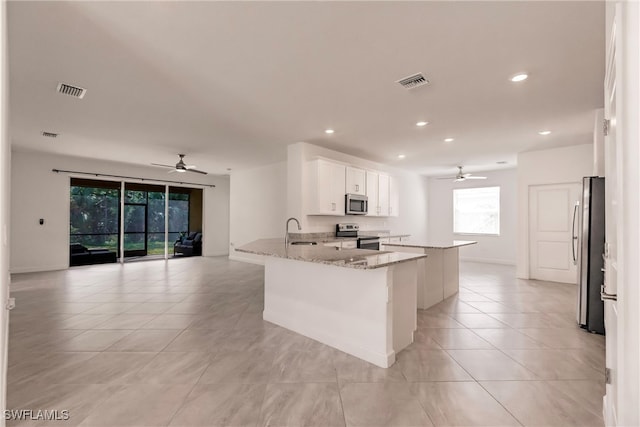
[51,169,216,188]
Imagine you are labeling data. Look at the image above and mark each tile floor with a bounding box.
[8,258,605,426]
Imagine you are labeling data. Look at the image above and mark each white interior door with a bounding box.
[529,183,581,283]
[603,6,619,424]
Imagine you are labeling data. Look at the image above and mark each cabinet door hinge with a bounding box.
[605,367,612,384]
[603,118,610,136]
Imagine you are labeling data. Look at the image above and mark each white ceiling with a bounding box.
[8,1,604,176]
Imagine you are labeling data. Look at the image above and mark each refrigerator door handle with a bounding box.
[571,202,579,264]
[601,284,617,301]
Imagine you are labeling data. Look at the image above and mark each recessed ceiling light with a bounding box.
[497,161,508,164]
[416,121,428,127]
[510,73,528,82]
[444,138,454,142]
[538,130,552,135]
[398,154,406,159]
[325,129,334,134]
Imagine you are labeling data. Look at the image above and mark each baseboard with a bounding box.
[203,251,229,257]
[460,257,516,266]
[10,264,68,274]
[228,253,265,266]
[263,309,395,368]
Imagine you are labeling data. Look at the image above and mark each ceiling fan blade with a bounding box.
[465,176,487,180]
[151,163,175,168]
[187,169,208,175]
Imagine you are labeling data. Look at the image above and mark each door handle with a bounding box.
[601,284,617,301]
[571,203,579,264]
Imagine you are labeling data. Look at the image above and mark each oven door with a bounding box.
[358,237,380,250]
[346,194,368,215]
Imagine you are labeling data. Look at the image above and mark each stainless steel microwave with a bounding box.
[345,193,368,215]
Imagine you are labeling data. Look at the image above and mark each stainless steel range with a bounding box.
[336,223,380,250]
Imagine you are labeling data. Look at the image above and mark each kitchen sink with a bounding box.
[290,241,318,246]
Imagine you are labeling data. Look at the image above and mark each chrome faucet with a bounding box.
[285,217,301,246]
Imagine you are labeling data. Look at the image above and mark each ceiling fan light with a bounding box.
[176,169,186,173]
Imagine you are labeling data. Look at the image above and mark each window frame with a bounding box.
[452,186,501,236]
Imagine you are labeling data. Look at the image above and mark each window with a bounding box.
[453,186,500,235]
[70,180,121,254]
[70,178,198,261]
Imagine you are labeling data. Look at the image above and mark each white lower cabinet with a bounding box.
[341,240,357,249]
[324,240,357,249]
[324,241,342,249]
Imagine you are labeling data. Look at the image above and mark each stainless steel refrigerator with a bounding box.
[573,176,605,334]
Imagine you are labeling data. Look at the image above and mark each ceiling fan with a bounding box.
[151,154,208,175]
[437,166,487,182]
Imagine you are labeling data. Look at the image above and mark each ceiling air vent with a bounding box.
[396,73,430,90]
[57,82,87,99]
[42,131,58,138]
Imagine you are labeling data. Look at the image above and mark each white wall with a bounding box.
[10,150,230,273]
[614,1,640,423]
[287,142,429,238]
[516,144,594,278]
[228,161,287,264]
[428,168,517,265]
[1,0,10,419]
[593,108,605,176]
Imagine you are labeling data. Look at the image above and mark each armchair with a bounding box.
[174,232,202,257]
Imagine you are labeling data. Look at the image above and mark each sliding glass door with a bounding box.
[70,179,121,255]
[70,179,198,264]
[124,185,167,257]
[123,203,147,257]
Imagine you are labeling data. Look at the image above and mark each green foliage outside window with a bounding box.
[70,185,190,256]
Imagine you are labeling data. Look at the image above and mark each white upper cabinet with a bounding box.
[378,173,390,217]
[308,159,346,216]
[345,166,366,195]
[306,158,399,217]
[366,171,380,216]
[389,175,399,217]
[366,171,396,217]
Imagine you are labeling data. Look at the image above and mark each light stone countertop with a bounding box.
[382,240,478,249]
[358,232,412,239]
[235,238,427,270]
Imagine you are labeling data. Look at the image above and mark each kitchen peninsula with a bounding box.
[382,240,477,309]
[236,239,427,368]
